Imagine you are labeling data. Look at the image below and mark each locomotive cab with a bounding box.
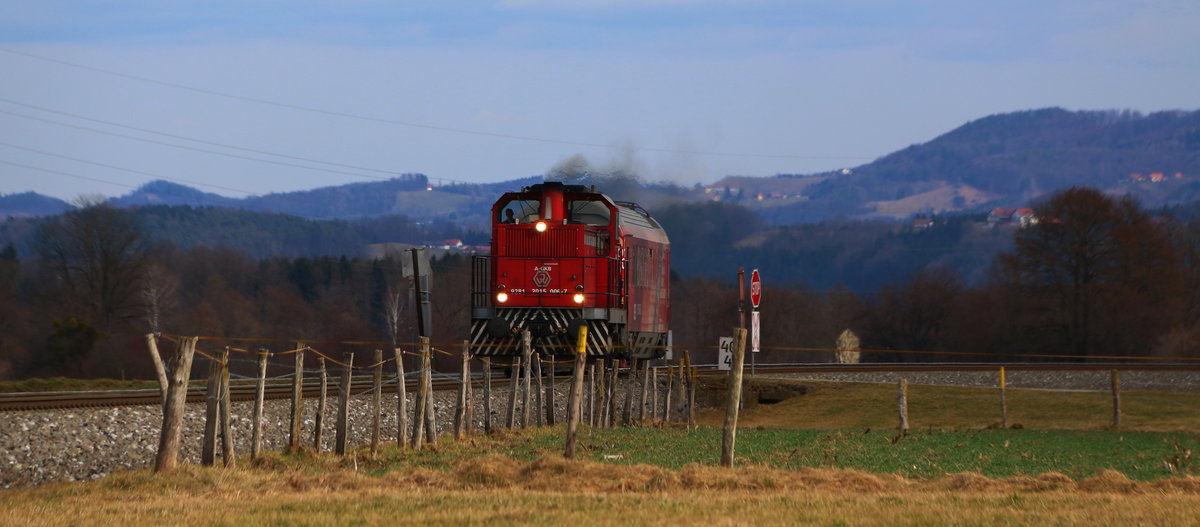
[470,182,669,358]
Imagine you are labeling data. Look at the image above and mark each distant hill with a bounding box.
[4,107,1197,225]
[109,180,241,209]
[0,192,69,219]
[765,108,1200,221]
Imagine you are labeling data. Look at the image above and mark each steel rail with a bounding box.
[0,377,461,412]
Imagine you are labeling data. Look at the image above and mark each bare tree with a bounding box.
[998,187,1180,358]
[383,281,409,347]
[140,263,180,334]
[37,203,156,327]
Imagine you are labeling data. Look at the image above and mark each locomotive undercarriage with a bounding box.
[470,307,665,359]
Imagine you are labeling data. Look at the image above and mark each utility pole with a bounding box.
[410,248,432,339]
[737,267,746,330]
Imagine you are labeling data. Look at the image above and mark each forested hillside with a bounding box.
[4,187,1200,381]
[1,205,485,260]
[784,108,1200,221]
[654,201,1013,291]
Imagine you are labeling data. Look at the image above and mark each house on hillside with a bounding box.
[987,208,1016,227]
[988,208,1037,228]
[1014,208,1037,227]
[911,217,934,231]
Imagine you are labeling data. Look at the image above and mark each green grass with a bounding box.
[358,425,1199,482]
[716,379,1200,432]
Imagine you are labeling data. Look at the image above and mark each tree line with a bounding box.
[2,186,1199,380]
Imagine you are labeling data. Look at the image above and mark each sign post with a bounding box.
[749,269,761,375]
[751,311,760,353]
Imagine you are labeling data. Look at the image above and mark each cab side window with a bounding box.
[567,199,611,226]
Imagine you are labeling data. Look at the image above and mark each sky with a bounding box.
[1,0,1198,201]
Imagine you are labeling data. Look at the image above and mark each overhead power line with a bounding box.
[0,158,141,191]
[0,97,413,179]
[0,109,400,181]
[0,141,257,196]
[0,47,873,162]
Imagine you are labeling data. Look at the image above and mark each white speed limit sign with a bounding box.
[718,336,733,371]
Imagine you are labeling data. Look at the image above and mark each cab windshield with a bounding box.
[497,198,540,224]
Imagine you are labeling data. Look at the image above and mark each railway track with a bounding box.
[3,362,1198,412]
[0,377,463,412]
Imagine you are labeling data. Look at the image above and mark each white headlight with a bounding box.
[535,221,548,232]
[572,293,585,304]
[496,291,509,303]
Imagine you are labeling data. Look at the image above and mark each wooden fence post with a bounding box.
[314,357,327,452]
[898,379,910,435]
[564,326,588,458]
[219,348,234,467]
[1111,369,1122,429]
[598,360,609,427]
[720,328,748,468]
[685,351,696,430]
[394,348,407,448]
[664,364,674,422]
[483,357,493,434]
[423,342,436,445]
[533,352,545,427]
[546,352,557,425]
[596,360,607,427]
[289,344,305,453]
[594,361,603,427]
[336,352,353,455]
[587,362,597,427]
[506,355,521,428]
[155,336,197,472]
[371,349,383,455]
[622,359,636,425]
[455,341,471,439]
[606,360,618,428]
[145,333,168,409]
[676,359,686,422]
[411,339,428,449]
[251,348,269,460]
[998,366,1008,429]
[202,350,222,467]
[521,331,533,428]
[651,366,660,421]
[639,360,650,423]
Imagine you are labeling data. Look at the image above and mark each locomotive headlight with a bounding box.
[496,291,509,303]
[535,220,548,233]
[572,293,585,304]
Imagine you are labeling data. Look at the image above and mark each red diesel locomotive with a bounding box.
[470,182,670,358]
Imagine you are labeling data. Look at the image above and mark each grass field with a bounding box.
[3,378,1200,525]
[704,378,1200,432]
[3,425,1200,526]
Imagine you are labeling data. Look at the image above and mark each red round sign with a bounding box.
[750,269,761,308]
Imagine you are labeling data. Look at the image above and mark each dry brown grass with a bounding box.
[4,455,1200,526]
